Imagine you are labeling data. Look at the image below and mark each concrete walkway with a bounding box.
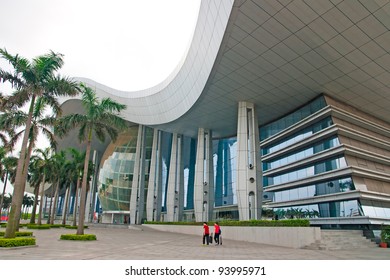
[1,225,390,260]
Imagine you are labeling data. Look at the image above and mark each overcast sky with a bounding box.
[0,0,201,194]
[0,0,201,91]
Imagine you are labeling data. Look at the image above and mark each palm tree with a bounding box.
[56,84,127,234]
[31,147,53,225]
[1,97,60,224]
[0,48,79,238]
[0,147,17,221]
[27,161,41,224]
[65,148,86,226]
[48,150,67,225]
[1,194,12,220]
[22,194,34,220]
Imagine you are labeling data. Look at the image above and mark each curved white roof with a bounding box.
[63,0,390,139]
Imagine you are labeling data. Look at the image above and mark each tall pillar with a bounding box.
[146,129,163,221]
[236,102,262,220]
[129,125,147,224]
[166,133,184,222]
[194,128,214,222]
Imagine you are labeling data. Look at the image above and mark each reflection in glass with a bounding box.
[264,156,347,186]
[273,199,362,219]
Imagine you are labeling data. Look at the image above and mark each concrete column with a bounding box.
[236,102,262,220]
[194,128,214,222]
[146,129,163,221]
[166,133,184,222]
[129,125,147,224]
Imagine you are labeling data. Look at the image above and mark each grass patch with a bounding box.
[0,237,36,247]
[60,234,96,241]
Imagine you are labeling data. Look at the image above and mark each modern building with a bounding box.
[58,0,390,229]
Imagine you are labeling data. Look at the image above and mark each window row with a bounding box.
[262,116,333,155]
[271,177,355,202]
[263,136,340,171]
[264,156,347,186]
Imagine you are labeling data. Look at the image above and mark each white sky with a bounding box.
[0,0,201,91]
[0,0,201,194]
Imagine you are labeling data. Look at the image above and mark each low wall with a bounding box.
[142,224,321,249]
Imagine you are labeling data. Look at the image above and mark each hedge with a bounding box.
[49,224,65,228]
[145,219,310,227]
[0,231,33,237]
[0,237,36,247]
[27,224,51,230]
[60,234,97,241]
[64,225,88,229]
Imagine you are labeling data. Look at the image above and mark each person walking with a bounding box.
[214,222,221,245]
[202,222,210,245]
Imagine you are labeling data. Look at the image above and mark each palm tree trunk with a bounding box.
[47,186,55,224]
[62,184,71,225]
[72,178,80,226]
[37,173,46,225]
[50,180,60,225]
[30,185,39,224]
[5,95,36,238]
[0,172,8,221]
[77,135,92,235]
[16,141,34,230]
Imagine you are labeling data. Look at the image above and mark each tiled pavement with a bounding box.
[1,225,390,260]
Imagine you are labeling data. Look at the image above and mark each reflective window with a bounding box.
[213,138,237,207]
[271,177,355,202]
[262,116,333,155]
[263,137,340,170]
[273,199,362,218]
[97,126,154,212]
[361,201,390,218]
[264,156,347,186]
[260,96,326,140]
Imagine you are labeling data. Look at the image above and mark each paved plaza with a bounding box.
[1,225,390,260]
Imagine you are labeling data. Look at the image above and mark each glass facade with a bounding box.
[260,96,326,140]
[213,138,237,207]
[273,199,362,219]
[263,136,340,170]
[262,116,333,155]
[97,126,154,213]
[272,177,355,202]
[264,156,347,186]
[260,96,366,220]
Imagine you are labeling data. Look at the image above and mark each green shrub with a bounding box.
[27,224,51,230]
[380,225,390,242]
[145,219,310,227]
[0,231,33,237]
[49,224,65,228]
[60,234,96,241]
[64,225,88,229]
[0,237,36,247]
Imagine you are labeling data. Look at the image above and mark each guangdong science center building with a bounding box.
[58,0,390,230]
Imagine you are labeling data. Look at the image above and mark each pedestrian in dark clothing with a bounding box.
[202,222,210,245]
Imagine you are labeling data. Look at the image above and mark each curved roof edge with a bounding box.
[59,0,234,126]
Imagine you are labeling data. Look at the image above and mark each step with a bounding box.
[303,229,377,250]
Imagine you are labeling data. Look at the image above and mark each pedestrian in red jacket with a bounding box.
[214,222,221,245]
[202,222,210,245]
